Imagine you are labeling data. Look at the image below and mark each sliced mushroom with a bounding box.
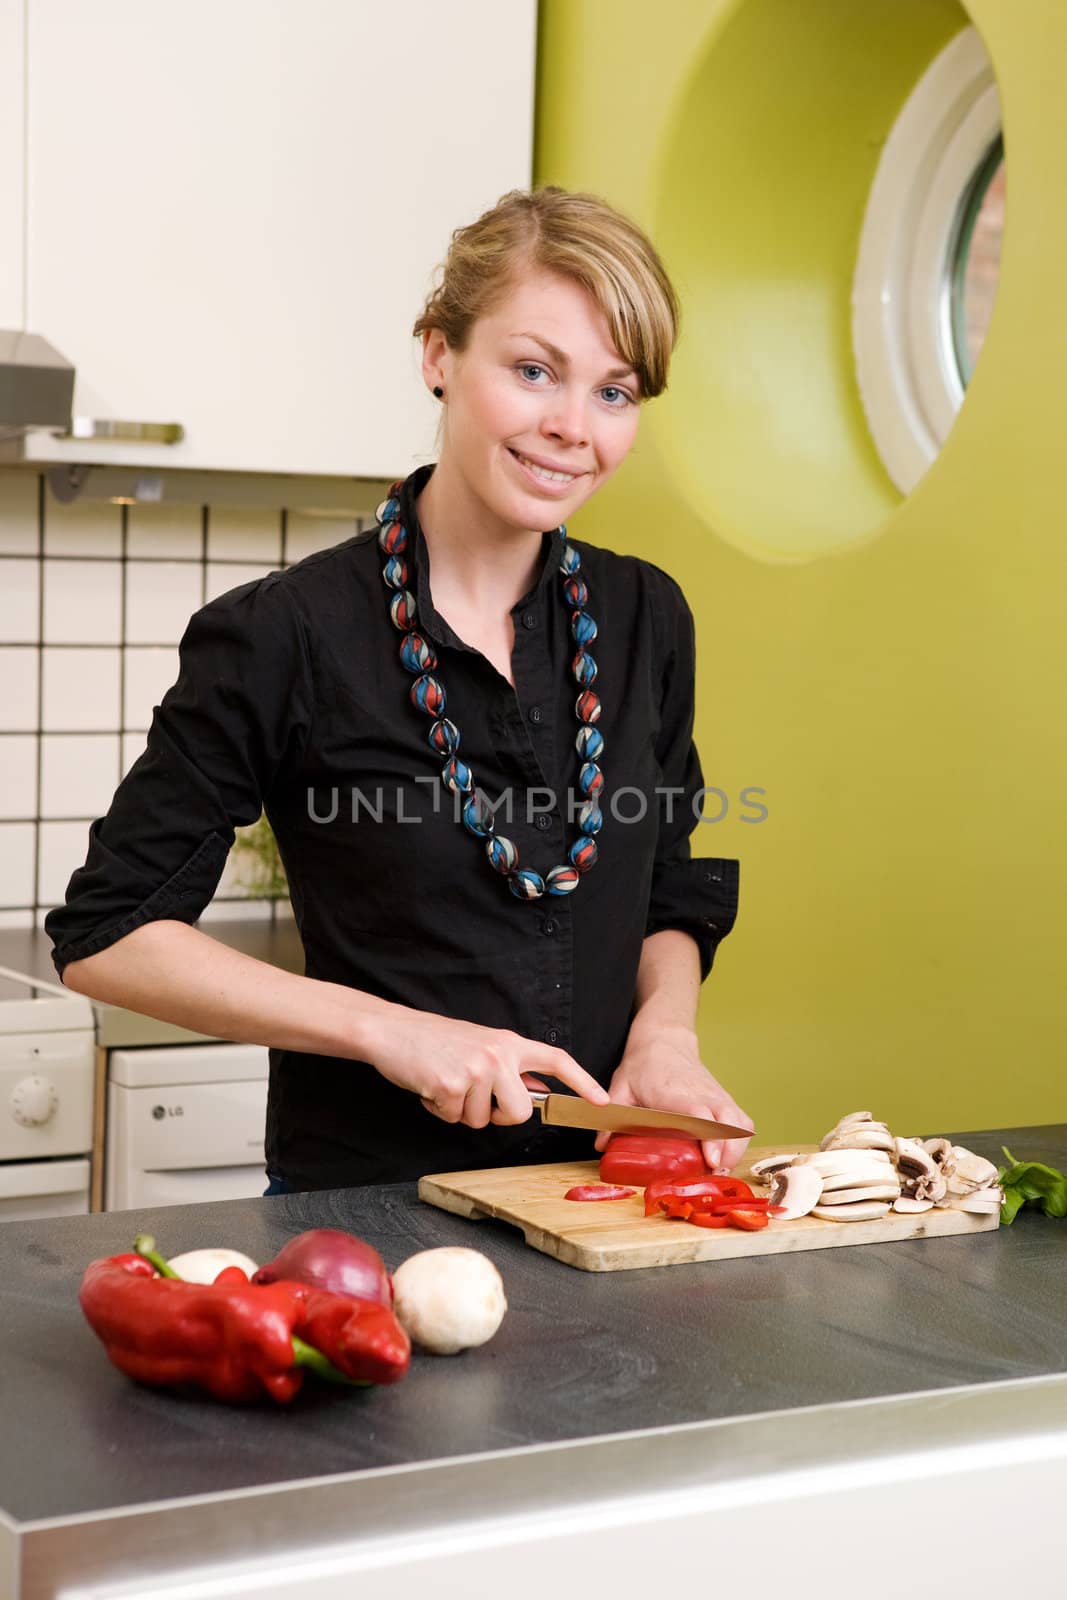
[823,1126,897,1153]
[922,1137,957,1175]
[913,1169,949,1203]
[946,1148,999,1194]
[749,1153,801,1179]
[949,1184,1003,1215]
[814,1184,902,1205]
[812,1201,891,1222]
[894,1137,941,1181]
[893,1197,934,1213]
[769,1165,822,1219]
[798,1149,894,1172]
[819,1167,901,1192]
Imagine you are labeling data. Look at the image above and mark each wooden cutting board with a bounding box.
[418,1145,1000,1272]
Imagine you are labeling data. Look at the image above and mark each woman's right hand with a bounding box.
[362,1007,610,1130]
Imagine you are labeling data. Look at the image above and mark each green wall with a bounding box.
[536,0,1065,1144]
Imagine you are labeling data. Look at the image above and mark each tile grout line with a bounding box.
[31,473,44,916]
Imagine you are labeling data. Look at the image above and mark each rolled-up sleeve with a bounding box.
[643,566,740,980]
[45,574,313,979]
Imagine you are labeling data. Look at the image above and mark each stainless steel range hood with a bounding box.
[0,329,75,434]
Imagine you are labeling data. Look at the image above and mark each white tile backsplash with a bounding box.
[121,731,149,776]
[208,507,282,563]
[125,561,203,645]
[127,502,202,559]
[38,819,94,908]
[123,646,180,731]
[204,562,275,605]
[43,560,122,644]
[0,558,41,642]
[0,821,36,906]
[42,646,121,731]
[40,733,120,818]
[0,474,38,554]
[0,735,37,820]
[0,909,34,928]
[43,498,122,557]
[0,647,39,731]
[286,513,358,564]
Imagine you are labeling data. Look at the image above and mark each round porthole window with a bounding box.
[852,27,1005,494]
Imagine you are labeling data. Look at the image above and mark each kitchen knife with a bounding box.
[529,1091,752,1142]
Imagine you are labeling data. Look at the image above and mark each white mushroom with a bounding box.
[823,1125,896,1153]
[769,1165,823,1219]
[949,1185,1004,1215]
[946,1148,999,1194]
[814,1184,902,1205]
[391,1247,507,1356]
[893,1197,934,1214]
[812,1201,891,1222]
[798,1149,895,1173]
[749,1153,801,1179]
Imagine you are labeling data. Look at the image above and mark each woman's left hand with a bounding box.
[592,1020,753,1172]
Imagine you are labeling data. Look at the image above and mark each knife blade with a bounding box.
[529,1091,752,1142]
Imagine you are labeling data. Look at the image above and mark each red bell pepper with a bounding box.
[644,1175,756,1217]
[688,1212,730,1228]
[563,1184,637,1201]
[79,1245,410,1405]
[722,1209,769,1231]
[599,1128,709,1188]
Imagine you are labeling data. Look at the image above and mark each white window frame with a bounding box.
[851,27,1002,494]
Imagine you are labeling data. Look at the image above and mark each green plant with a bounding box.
[230,813,288,900]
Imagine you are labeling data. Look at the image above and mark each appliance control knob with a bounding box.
[11,1074,59,1127]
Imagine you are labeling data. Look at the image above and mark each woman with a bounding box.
[46,186,750,1192]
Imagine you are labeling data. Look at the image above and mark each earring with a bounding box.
[432,385,444,399]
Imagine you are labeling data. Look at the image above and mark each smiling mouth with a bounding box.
[508,448,581,485]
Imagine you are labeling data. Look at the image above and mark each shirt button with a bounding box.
[529,705,543,724]
[535,814,552,832]
[544,1027,561,1045]
[522,610,538,630]
[542,918,558,937]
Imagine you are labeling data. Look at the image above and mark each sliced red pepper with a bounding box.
[563,1184,637,1202]
[688,1212,730,1228]
[658,1196,696,1219]
[643,1175,755,1217]
[723,1208,770,1231]
[704,1197,773,1215]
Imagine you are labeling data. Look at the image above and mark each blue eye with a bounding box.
[519,363,548,383]
[601,386,632,407]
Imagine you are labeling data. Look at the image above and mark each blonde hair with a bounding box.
[413,186,679,399]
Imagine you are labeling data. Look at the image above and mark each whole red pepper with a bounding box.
[599,1128,709,1188]
[79,1252,410,1404]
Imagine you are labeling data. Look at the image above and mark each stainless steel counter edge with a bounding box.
[9,1370,1067,1598]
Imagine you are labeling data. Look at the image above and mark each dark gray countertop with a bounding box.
[0,918,305,1045]
[1,1123,1064,1530]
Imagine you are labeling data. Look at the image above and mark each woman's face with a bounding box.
[423,268,643,531]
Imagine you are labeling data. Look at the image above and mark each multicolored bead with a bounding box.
[546,864,580,895]
[578,761,604,798]
[578,799,603,835]
[375,497,400,526]
[381,555,409,589]
[560,544,581,575]
[486,835,518,874]
[569,837,598,873]
[410,673,446,714]
[508,868,545,900]
[576,725,604,761]
[378,519,407,554]
[571,611,598,645]
[389,590,416,630]
[573,650,597,686]
[575,689,601,724]
[427,717,460,755]
[462,792,495,837]
[399,633,437,674]
[562,576,588,608]
[441,755,473,793]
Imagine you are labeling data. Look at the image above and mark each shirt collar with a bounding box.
[397,463,566,652]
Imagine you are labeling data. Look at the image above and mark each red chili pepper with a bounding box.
[79,1251,410,1405]
[600,1129,709,1188]
[563,1184,637,1201]
[643,1175,756,1217]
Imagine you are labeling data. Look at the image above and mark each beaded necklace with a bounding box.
[375,481,604,901]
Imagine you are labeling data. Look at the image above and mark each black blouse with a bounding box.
[45,464,740,1188]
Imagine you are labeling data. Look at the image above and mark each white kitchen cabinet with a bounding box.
[1,0,535,475]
